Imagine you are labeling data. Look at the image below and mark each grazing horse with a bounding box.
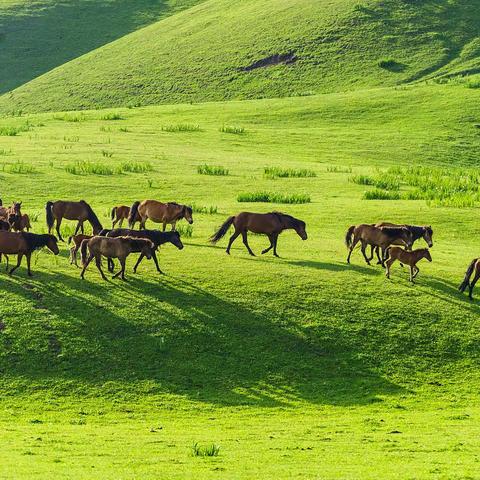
[0,201,21,221]
[8,213,31,232]
[68,234,93,267]
[46,200,103,241]
[0,231,59,276]
[111,205,140,229]
[385,247,432,282]
[106,228,184,274]
[80,236,154,280]
[210,211,307,257]
[129,200,193,231]
[345,224,413,266]
[459,258,480,300]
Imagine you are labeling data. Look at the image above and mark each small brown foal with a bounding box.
[385,247,432,282]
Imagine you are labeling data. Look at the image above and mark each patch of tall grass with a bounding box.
[176,224,193,238]
[237,192,311,204]
[191,204,218,214]
[0,123,31,136]
[220,125,245,134]
[191,442,220,457]
[197,164,229,176]
[2,161,36,174]
[101,112,123,121]
[264,166,316,179]
[161,123,200,132]
[363,189,400,200]
[53,113,85,122]
[121,162,154,173]
[65,161,115,175]
[327,166,353,173]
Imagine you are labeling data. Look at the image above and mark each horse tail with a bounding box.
[210,216,235,243]
[345,225,355,248]
[459,258,478,292]
[111,207,116,220]
[128,201,140,227]
[46,201,54,231]
[80,239,90,266]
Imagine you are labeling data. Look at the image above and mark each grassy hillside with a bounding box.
[1,0,479,113]
[0,0,204,94]
[0,83,479,477]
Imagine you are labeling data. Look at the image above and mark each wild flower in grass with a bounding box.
[191,442,220,457]
[197,164,229,176]
[237,192,311,204]
[264,166,316,179]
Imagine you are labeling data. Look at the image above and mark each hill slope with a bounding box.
[1,0,479,113]
[0,0,204,94]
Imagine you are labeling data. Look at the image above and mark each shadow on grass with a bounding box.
[0,264,402,407]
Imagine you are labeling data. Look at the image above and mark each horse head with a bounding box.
[423,226,433,248]
[183,206,194,224]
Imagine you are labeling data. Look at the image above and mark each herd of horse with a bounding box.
[0,197,479,299]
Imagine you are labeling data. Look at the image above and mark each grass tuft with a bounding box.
[176,224,193,238]
[0,123,31,136]
[237,192,310,204]
[191,442,220,457]
[264,166,316,179]
[101,112,124,121]
[197,164,229,176]
[363,189,400,200]
[121,162,154,173]
[161,124,200,133]
[220,125,245,134]
[53,113,85,122]
[65,161,115,176]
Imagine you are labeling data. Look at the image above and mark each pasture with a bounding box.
[0,83,479,478]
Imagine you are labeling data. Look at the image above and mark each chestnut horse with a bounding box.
[68,234,93,266]
[80,236,154,280]
[0,201,21,221]
[0,231,59,276]
[8,213,31,232]
[210,211,307,257]
[46,200,103,241]
[106,228,184,274]
[111,205,140,229]
[385,247,432,282]
[345,224,413,266]
[129,200,193,231]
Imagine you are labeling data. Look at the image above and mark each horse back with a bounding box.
[0,231,28,254]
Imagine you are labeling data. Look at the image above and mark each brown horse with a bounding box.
[459,258,480,300]
[385,247,432,282]
[68,234,93,266]
[8,213,31,232]
[111,205,140,229]
[345,224,413,266]
[46,200,103,241]
[129,200,193,231]
[0,201,21,221]
[210,211,307,257]
[0,231,59,276]
[80,236,154,280]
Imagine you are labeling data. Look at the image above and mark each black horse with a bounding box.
[104,228,184,274]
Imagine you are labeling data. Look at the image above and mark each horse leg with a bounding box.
[375,247,383,265]
[272,234,280,257]
[162,222,167,232]
[468,269,480,300]
[171,221,176,232]
[151,251,163,274]
[385,258,395,279]
[242,231,255,256]
[95,255,107,280]
[113,258,126,280]
[80,221,84,234]
[56,218,64,242]
[119,218,123,228]
[360,241,370,265]
[112,218,118,228]
[226,229,241,255]
[261,234,274,255]
[380,247,388,268]
[412,265,420,279]
[80,254,94,279]
[409,265,415,283]
[26,253,33,276]
[9,254,23,276]
[74,221,80,235]
[347,236,360,264]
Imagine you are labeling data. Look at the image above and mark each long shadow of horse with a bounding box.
[0,268,402,407]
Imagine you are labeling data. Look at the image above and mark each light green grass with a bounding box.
[2,0,480,113]
[0,84,479,478]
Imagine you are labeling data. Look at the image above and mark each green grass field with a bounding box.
[0,82,479,478]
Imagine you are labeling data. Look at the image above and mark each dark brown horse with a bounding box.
[385,247,432,282]
[111,205,140,229]
[459,258,480,300]
[80,236,154,280]
[345,224,413,266]
[210,211,307,257]
[46,200,103,241]
[129,200,193,231]
[0,231,59,276]
[105,228,184,274]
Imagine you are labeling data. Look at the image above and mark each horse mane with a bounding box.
[81,200,103,232]
[271,211,303,227]
[22,233,54,251]
[120,236,154,249]
[379,226,408,238]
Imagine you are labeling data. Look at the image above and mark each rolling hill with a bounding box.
[0,0,204,94]
[0,0,479,113]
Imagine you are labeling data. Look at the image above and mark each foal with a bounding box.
[385,247,432,282]
[80,236,154,280]
[68,234,93,266]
